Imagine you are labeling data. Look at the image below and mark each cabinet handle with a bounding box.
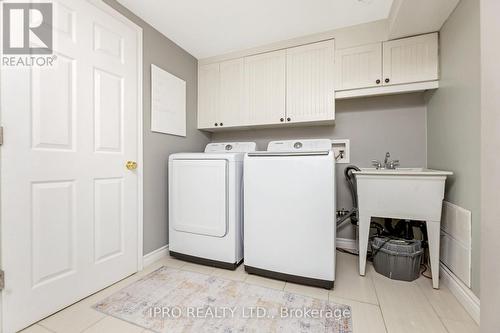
[219,123,223,126]
[287,117,291,122]
[385,78,390,83]
[280,118,284,122]
[376,79,381,84]
[214,123,218,127]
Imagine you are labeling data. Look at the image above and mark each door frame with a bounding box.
[0,0,144,329]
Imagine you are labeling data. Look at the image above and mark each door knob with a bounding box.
[126,161,138,170]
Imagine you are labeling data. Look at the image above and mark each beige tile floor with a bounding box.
[21,252,479,333]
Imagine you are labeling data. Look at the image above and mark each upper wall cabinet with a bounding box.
[382,33,438,85]
[198,33,440,130]
[198,40,335,131]
[198,63,220,129]
[335,42,382,90]
[335,32,439,97]
[245,50,286,126]
[287,40,335,123]
[219,58,246,127]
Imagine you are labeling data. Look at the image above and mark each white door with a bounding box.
[286,40,335,123]
[198,63,220,129]
[335,42,382,91]
[0,0,142,332]
[219,58,246,127]
[382,33,439,85]
[245,50,286,126]
[170,160,228,237]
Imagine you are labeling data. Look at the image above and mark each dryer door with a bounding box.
[170,159,228,237]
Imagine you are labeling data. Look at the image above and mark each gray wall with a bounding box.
[213,93,428,239]
[426,0,481,296]
[481,0,500,329]
[103,0,211,254]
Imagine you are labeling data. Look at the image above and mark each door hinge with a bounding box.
[0,270,4,290]
[0,126,3,146]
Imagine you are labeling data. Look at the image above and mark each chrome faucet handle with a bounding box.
[388,160,400,169]
[371,160,382,169]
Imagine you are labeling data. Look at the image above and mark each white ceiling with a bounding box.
[117,0,394,59]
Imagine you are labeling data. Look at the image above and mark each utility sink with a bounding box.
[352,166,453,224]
[353,168,453,176]
[353,167,453,289]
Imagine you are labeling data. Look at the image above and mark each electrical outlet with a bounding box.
[331,139,350,164]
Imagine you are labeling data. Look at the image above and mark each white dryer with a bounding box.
[244,139,336,288]
[168,142,256,269]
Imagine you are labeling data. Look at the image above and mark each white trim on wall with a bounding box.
[143,240,360,267]
[199,20,389,65]
[336,238,358,252]
[143,245,170,267]
[135,18,144,273]
[440,263,480,324]
[335,81,439,100]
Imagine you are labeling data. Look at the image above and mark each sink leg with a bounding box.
[426,221,441,289]
[358,212,371,276]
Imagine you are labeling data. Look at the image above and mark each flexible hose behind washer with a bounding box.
[344,165,361,224]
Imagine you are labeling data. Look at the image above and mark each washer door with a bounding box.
[171,159,228,237]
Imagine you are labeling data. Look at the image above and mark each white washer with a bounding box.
[168,142,256,269]
[244,139,336,288]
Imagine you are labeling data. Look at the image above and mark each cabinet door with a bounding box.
[286,40,335,123]
[245,50,286,126]
[219,58,246,127]
[335,43,382,90]
[198,63,220,129]
[383,33,438,85]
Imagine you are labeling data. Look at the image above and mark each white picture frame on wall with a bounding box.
[151,64,186,136]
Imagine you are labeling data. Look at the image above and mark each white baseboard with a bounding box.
[336,237,357,252]
[144,239,358,266]
[142,245,169,267]
[440,263,480,324]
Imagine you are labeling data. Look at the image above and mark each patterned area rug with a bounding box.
[93,266,353,333]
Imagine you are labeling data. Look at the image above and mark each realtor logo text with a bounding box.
[1,2,55,67]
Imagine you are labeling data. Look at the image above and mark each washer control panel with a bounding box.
[267,139,331,152]
[205,142,256,153]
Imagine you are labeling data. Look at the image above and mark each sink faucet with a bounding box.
[384,152,390,167]
[372,152,400,170]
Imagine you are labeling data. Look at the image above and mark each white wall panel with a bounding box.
[441,201,472,287]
